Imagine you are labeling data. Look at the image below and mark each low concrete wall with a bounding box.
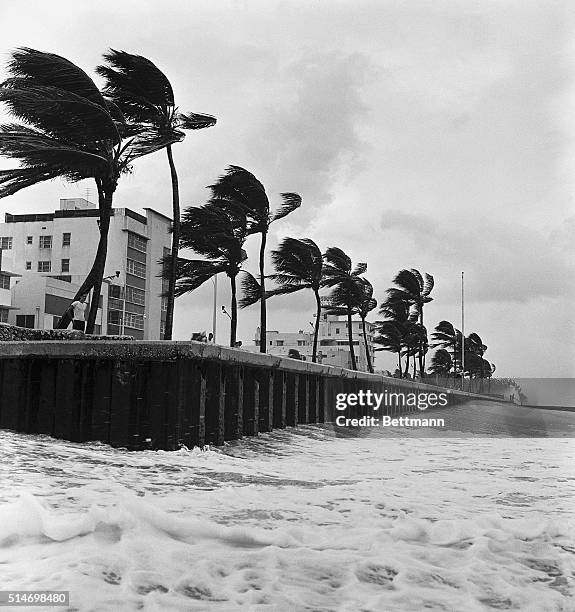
[0,341,502,450]
[0,322,133,342]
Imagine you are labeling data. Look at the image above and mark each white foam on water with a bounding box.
[0,418,574,611]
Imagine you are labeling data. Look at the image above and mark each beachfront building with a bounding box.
[250,313,376,371]
[0,198,172,339]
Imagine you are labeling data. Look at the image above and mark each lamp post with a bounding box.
[102,271,121,335]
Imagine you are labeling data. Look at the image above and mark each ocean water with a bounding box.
[0,403,574,611]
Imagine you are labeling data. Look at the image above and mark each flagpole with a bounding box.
[461,271,465,391]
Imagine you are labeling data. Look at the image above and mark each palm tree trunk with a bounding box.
[230,273,238,347]
[418,308,426,378]
[259,231,267,353]
[361,317,373,373]
[85,184,114,334]
[164,144,179,340]
[397,351,402,377]
[312,289,321,363]
[403,350,410,377]
[56,180,113,333]
[347,308,357,370]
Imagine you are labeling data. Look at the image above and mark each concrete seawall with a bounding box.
[0,341,504,450]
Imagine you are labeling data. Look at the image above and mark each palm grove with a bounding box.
[0,48,495,385]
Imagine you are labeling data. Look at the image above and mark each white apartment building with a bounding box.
[251,313,377,371]
[0,198,172,339]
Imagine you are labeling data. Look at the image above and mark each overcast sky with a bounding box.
[0,0,573,377]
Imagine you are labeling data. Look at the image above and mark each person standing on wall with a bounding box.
[71,294,88,332]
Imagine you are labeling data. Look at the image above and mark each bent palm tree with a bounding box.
[403,322,427,378]
[240,237,324,361]
[355,278,377,373]
[322,247,367,371]
[431,320,462,382]
[208,166,301,353]
[384,269,434,376]
[373,320,404,376]
[428,348,453,376]
[0,48,166,333]
[374,300,417,377]
[97,50,216,340]
[169,203,248,346]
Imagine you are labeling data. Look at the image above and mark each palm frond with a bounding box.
[97,49,174,123]
[0,166,64,197]
[272,192,301,222]
[208,165,269,228]
[163,257,228,296]
[0,84,120,145]
[271,237,323,287]
[177,111,217,130]
[6,47,107,108]
[392,269,422,297]
[238,271,261,309]
[423,272,434,296]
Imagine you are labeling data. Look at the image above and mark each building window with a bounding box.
[0,307,8,323]
[62,232,71,247]
[128,232,147,252]
[108,284,124,299]
[16,314,35,328]
[126,258,146,278]
[108,297,124,311]
[25,261,31,270]
[335,328,340,334]
[39,235,52,249]
[297,340,306,346]
[26,236,33,245]
[276,340,284,346]
[108,310,123,326]
[61,259,70,273]
[0,274,9,290]
[161,296,168,312]
[124,312,144,330]
[161,246,170,293]
[0,237,13,250]
[37,261,51,272]
[126,285,145,306]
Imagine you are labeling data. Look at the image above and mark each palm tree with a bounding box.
[208,166,301,353]
[374,300,424,378]
[0,48,166,333]
[240,237,324,361]
[355,278,377,373]
[374,320,404,376]
[97,50,216,340]
[169,202,248,347]
[322,247,367,371]
[431,320,462,383]
[428,348,453,376]
[464,333,489,392]
[383,269,434,376]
